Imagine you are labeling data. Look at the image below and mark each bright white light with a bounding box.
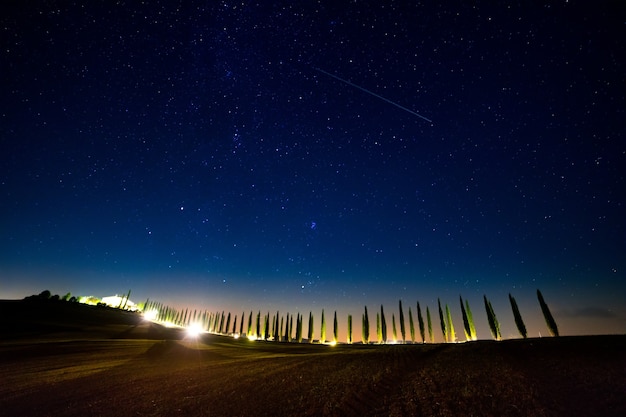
[233,333,240,339]
[143,309,158,321]
[186,323,203,337]
[247,334,257,341]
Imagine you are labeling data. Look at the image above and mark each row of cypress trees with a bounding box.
[144,289,559,343]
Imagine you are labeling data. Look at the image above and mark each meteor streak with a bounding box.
[314,67,432,123]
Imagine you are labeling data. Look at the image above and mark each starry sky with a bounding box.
[1,1,625,340]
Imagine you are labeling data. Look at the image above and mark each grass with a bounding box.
[1,300,625,416]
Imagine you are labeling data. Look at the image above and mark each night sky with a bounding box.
[2,2,625,340]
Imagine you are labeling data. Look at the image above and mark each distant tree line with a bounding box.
[137,289,561,344]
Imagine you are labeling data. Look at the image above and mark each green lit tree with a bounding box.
[445,304,455,342]
[247,311,253,337]
[537,289,559,337]
[509,293,527,338]
[426,306,433,343]
[466,299,477,340]
[484,295,501,340]
[392,314,397,342]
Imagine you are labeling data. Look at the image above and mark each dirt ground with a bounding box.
[1,301,625,416]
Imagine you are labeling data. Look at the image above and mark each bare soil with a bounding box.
[1,300,625,417]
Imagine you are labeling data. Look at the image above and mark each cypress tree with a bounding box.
[484,295,501,340]
[219,311,225,334]
[320,310,326,343]
[247,311,253,336]
[232,315,238,335]
[465,299,477,340]
[256,311,262,338]
[308,312,314,343]
[392,314,398,343]
[438,298,447,342]
[333,311,338,343]
[347,314,352,344]
[409,307,415,343]
[380,305,387,343]
[376,313,382,343]
[289,314,293,342]
[417,302,425,343]
[537,289,559,337]
[225,313,231,335]
[509,293,527,338]
[426,306,433,343]
[284,313,290,341]
[445,304,455,342]
[298,313,304,343]
[363,306,370,344]
[460,296,471,341]
[399,300,406,343]
[239,312,245,335]
[274,312,280,341]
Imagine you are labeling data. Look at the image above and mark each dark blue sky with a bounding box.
[2,2,625,339]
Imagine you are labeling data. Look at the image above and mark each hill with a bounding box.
[1,300,625,416]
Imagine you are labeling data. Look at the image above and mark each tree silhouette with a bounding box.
[392,314,397,343]
[484,295,501,340]
[380,305,387,343]
[225,313,231,335]
[417,302,426,343]
[408,307,415,343]
[298,313,304,343]
[537,289,559,337]
[398,300,406,343]
[362,306,370,344]
[308,312,314,343]
[320,309,326,343]
[460,296,471,341]
[376,313,382,343]
[426,306,433,343]
[333,311,338,343]
[274,311,280,342]
[347,314,352,344]
[438,298,447,342]
[509,293,527,338]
